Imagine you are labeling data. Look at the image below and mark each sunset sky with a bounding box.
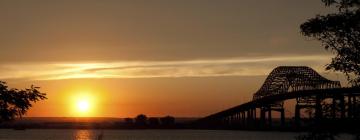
[0,0,346,118]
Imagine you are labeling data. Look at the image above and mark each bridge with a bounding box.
[197,66,360,129]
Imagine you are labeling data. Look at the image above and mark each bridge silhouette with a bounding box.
[197,66,360,130]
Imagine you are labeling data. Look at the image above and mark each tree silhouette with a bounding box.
[148,117,160,126]
[124,117,134,125]
[160,116,175,126]
[134,114,147,126]
[299,1,360,139]
[0,81,47,122]
[300,0,360,86]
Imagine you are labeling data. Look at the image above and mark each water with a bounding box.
[0,129,354,140]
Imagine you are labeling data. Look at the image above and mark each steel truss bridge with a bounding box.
[197,66,360,129]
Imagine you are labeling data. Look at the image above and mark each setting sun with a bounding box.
[77,100,90,112]
[70,92,99,117]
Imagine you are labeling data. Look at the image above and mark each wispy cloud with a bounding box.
[0,55,332,80]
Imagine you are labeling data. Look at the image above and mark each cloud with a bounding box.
[0,55,332,80]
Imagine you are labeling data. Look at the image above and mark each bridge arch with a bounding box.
[253,66,341,100]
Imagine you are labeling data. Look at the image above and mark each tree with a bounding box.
[300,2,360,139]
[300,0,360,86]
[123,117,134,125]
[134,114,147,126]
[148,117,160,126]
[160,115,175,126]
[0,81,47,122]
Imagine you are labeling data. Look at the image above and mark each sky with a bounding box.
[0,0,346,118]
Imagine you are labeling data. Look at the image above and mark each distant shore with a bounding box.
[0,117,197,130]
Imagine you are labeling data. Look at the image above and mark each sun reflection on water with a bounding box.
[73,130,97,140]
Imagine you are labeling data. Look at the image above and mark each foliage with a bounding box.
[321,0,360,11]
[0,81,47,122]
[300,0,360,86]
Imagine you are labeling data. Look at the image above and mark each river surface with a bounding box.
[0,129,354,140]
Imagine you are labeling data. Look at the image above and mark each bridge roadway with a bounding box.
[200,87,360,122]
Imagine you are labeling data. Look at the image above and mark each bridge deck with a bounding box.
[200,87,360,121]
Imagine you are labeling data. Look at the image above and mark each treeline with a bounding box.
[120,114,179,129]
[0,115,190,129]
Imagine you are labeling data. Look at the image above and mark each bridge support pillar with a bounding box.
[260,108,266,127]
[235,113,239,125]
[347,95,358,118]
[280,108,285,127]
[253,108,257,120]
[332,96,336,118]
[246,110,251,127]
[348,95,353,118]
[252,108,257,127]
[351,95,357,118]
[241,112,246,126]
[260,106,281,128]
[340,95,345,119]
[331,95,345,119]
[315,95,323,122]
[268,109,272,127]
[295,105,301,127]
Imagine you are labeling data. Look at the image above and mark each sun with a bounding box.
[70,92,97,117]
[77,100,90,112]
